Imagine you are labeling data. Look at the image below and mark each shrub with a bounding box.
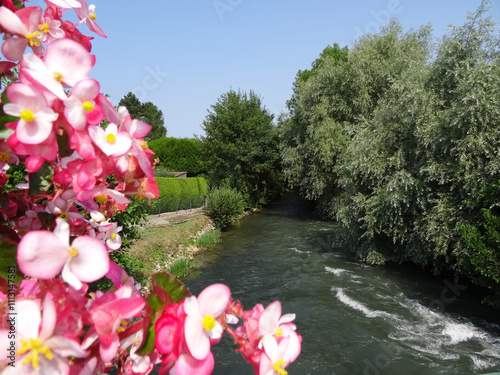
[149,137,205,176]
[206,186,245,230]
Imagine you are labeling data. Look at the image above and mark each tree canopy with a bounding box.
[118,92,167,141]
[200,89,283,207]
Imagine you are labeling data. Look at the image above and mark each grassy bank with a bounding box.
[124,214,220,290]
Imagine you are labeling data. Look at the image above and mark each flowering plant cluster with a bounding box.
[0,0,301,374]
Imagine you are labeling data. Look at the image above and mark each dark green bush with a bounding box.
[206,186,245,230]
[149,137,205,176]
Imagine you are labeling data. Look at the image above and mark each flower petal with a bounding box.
[184,315,210,360]
[17,231,68,279]
[16,299,41,339]
[259,300,281,336]
[69,236,109,282]
[197,283,230,318]
[174,352,214,375]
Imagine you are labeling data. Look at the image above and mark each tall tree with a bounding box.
[118,92,167,141]
[200,90,283,207]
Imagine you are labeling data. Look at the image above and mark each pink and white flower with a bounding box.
[184,283,231,360]
[0,6,44,61]
[0,296,88,375]
[74,0,106,38]
[22,38,95,99]
[64,78,103,130]
[3,83,58,144]
[17,218,109,290]
[88,123,132,157]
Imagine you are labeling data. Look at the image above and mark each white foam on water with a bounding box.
[289,247,312,254]
[333,287,380,318]
[325,266,349,276]
[332,287,400,321]
[441,322,487,345]
[470,355,498,371]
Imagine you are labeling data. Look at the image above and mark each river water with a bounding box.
[185,194,500,375]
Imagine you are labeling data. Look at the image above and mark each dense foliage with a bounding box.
[200,90,284,208]
[279,3,500,306]
[119,92,167,141]
[149,137,205,176]
[205,185,246,230]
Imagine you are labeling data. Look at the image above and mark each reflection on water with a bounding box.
[186,194,500,375]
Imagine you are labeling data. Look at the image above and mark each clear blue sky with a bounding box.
[27,1,500,138]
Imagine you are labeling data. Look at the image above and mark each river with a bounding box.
[185,194,500,375]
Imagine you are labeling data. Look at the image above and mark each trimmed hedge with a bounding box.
[149,137,205,176]
[155,177,207,198]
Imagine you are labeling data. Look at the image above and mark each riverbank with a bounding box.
[125,209,219,291]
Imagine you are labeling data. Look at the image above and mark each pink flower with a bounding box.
[22,38,95,99]
[46,191,85,221]
[258,301,301,364]
[85,285,145,362]
[259,300,296,340]
[74,0,106,38]
[3,83,58,144]
[0,6,44,61]
[64,78,103,130]
[0,296,88,374]
[37,14,65,43]
[259,335,300,375]
[122,116,155,178]
[102,222,122,251]
[88,123,132,156]
[183,283,230,360]
[7,130,59,172]
[17,218,109,290]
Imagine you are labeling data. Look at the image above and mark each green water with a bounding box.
[186,195,500,375]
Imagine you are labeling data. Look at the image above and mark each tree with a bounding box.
[200,90,283,207]
[118,92,167,141]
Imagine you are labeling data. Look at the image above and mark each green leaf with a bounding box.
[28,163,53,196]
[152,272,191,304]
[37,212,56,230]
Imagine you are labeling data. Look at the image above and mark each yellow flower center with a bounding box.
[18,338,53,369]
[276,327,283,338]
[68,246,79,257]
[90,13,96,20]
[20,110,35,122]
[83,101,95,112]
[116,319,128,333]
[273,358,288,375]
[0,151,10,162]
[26,31,42,46]
[95,194,107,203]
[38,24,50,33]
[53,71,64,82]
[59,212,69,220]
[140,141,148,150]
[203,315,216,331]
[133,194,146,201]
[106,133,116,143]
[111,233,117,239]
